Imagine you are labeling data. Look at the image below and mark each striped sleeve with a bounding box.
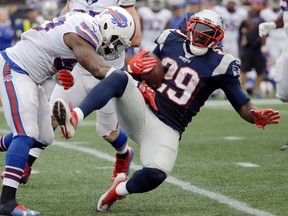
[76,22,99,48]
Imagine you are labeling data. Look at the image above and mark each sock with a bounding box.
[0,186,17,214]
[110,129,128,155]
[4,136,35,188]
[115,181,129,196]
[74,107,84,125]
[126,167,166,193]
[28,141,47,166]
[79,71,128,118]
[0,186,16,201]
[0,133,13,151]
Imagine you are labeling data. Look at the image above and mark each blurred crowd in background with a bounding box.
[0,0,287,99]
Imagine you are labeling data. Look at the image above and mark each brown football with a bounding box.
[135,52,165,89]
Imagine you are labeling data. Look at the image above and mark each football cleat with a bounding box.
[53,98,78,140]
[97,173,128,212]
[112,147,134,180]
[10,204,40,216]
[20,163,32,185]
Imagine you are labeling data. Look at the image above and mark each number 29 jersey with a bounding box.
[152,29,250,136]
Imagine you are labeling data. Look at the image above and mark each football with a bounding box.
[134,52,165,89]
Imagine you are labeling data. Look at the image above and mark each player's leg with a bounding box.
[53,64,133,178]
[273,51,288,150]
[97,92,180,211]
[0,133,13,152]
[253,53,266,99]
[53,71,180,211]
[0,65,41,215]
[96,101,133,179]
[16,77,56,184]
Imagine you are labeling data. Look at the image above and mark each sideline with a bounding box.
[54,141,275,216]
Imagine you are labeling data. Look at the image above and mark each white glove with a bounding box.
[259,22,276,37]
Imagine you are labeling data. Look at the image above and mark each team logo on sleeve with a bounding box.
[232,65,240,77]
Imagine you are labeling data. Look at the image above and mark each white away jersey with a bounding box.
[137,7,172,51]
[5,11,102,84]
[69,0,135,12]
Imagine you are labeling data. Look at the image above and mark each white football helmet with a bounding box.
[186,10,225,56]
[95,6,135,60]
[41,0,59,20]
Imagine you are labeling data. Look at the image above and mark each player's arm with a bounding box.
[221,77,280,129]
[60,0,70,15]
[238,101,280,129]
[259,12,284,37]
[63,32,111,80]
[123,6,141,47]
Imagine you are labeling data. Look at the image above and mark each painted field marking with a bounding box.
[236,162,260,168]
[53,141,275,216]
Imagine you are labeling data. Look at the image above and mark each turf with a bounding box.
[0,98,287,216]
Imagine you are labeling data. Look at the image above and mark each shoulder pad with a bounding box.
[155,29,186,44]
[212,53,240,77]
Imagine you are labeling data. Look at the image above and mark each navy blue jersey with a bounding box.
[151,29,250,136]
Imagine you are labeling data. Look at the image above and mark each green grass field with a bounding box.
[0,98,287,216]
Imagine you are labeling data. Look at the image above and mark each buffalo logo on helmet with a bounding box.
[103,8,128,28]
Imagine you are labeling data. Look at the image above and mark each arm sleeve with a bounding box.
[221,77,250,112]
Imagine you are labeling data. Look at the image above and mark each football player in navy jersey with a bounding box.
[52,10,280,211]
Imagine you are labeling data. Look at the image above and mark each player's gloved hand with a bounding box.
[250,109,280,129]
[55,69,74,90]
[259,22,276,37]
[127,50,157,74]
[138,81,158,111]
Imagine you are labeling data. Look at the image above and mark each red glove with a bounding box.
[127,50,158,74]
[250,109,280,129]
[138,81,158,111]
[56,69,74,90]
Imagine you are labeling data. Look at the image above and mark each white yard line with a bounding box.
[54,141,275,216]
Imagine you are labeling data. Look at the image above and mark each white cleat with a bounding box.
[53,98,78,140]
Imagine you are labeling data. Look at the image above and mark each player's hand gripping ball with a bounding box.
[127,50,165,89]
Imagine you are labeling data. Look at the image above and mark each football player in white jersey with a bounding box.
[52,10,280,212]
[0,0,142,184]
[0,6,135,215]
[137,0,173,51]
[259,0,288,150]
[260,0,287,82]
[213,0,248,59]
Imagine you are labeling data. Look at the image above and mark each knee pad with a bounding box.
[126,167,167,193]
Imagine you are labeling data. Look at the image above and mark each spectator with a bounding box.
[238,0,266,98]
[168,1,188,29]
[137,0,172,51]
[213,0,248,58]
[186,0,202,15]
[0,7,14,51]
[14,7,44,41]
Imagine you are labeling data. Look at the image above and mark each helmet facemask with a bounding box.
[96,6,135,60]
[98,35,131,60]
[186,10,225,56]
